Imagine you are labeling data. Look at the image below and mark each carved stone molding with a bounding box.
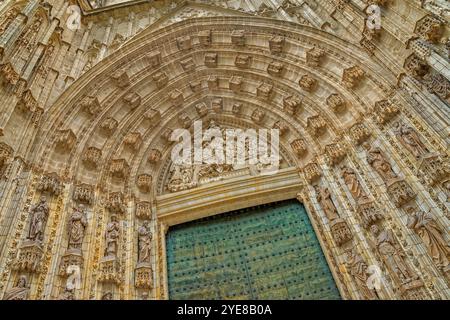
[153,71,168,89]
[325,143,346,166]
[373,100,399,124]
[180,56,195,72]
[144,109,161,124]
[110,69,130,88]
[404,54,429,78]
[232,102,242,115]
[269,35,284,54]
[98,256,122,285]
[273,120,289,136]
[251,109,265,124]
[58,250,84,277]
[330,218,353,246]
[418,154,449,186]
[190,79,202,92]
[178,112,191,129]
[198,30,212,46]
[145,50,162,68]
[231,29,246,46]
[208,75,219,90]
[414,14,445,43]
[148,149,162,164]
[356,200,383,229]
[177,35,192,51]
[386,179,416,208]
[100,117,118,136]
[170,89,184,107]
[14,241,44,273]
[0,142,13,175]
[267,60,284,77]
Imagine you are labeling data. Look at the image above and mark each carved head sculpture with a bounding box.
[370,224,380,236]
[40,195,47,203]
[17,275,28,288]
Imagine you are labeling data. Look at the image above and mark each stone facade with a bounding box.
[0,0,449,300]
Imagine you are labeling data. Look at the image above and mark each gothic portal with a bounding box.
[0,0,449,300]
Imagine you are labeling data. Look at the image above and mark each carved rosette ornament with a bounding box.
[342,66,365,89]
[37,172,62,195]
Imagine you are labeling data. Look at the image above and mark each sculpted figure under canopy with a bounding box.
[3,275,29,300]
[68,204,88,250]
[341,166,369,202]
[138,221,152,264]
[105,215,120,258]
[394,122,429,158]
[27,196,50,243]
[366,147,398,183]
[316,186,339,221]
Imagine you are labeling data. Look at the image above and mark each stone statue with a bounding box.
[27,196,50,243]
[3,275,29,300]
[394,122,429,158]
[345,249,377,300]
[370,225,416,283]
[316,186,339,221]
[341,166,369,202]
[367,147,398,183]
[406,207,449,269]
[138,221,152,264]
[68,204,88,250]
[105,215,120,258]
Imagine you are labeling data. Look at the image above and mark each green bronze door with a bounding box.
[166,199,341,300]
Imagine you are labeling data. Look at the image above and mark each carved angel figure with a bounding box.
[68,204,88,250]
[3,275,29,300]
[27,196,49,243]
[104,215,120,257]
[370,225,416,283]
[366,147,398,183]
[316,186,339,221]
[394,122,429,158]
[406,208,449,269]
[341,166,369,202]
[138,221,152,264]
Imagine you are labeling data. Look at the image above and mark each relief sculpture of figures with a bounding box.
[345,249,378,300]
[370,225,417,283]
[27,196,50,243]
[316,186,339,221]
[394,122,429,159]
[138,221,152,264]
[406,207,450,270]
[105,215,120,258]
[366,147,398,184]
[2,276,29,300]
[68,204,88,250]
[341,166,369,202]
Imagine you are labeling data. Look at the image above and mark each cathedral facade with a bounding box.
[0,0,449,300]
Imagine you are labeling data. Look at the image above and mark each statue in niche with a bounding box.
[67,204,88,250]
[101,292,113,300]
[3,275,29,300]
[345,248,378,300]
[315,186,339,221]
[406,207,449,269]
[104,215,120,258]
[138,221,152,264]
[27,196,50,243]
[370,224,417,283]
[394,122,429,158]
[341,165,369,202]
[366,147,398,183]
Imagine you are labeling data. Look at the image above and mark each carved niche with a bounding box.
[136,201,152,220]
[205,52,218,67]
[135,221,153,289]
[110,159,130,179]
[373,100,399,124]
[414,14,445,43]
[55,129,77,152]
[273,120,289,136]
[306,115,327,137]
[291,139,307,157]
[283,95,301,115]
[231,29,246,46]
[257,82,273,100]
[170,89,184,107]
[326,94,346,113]
[349,122,371,145]
[235,54,251,68]
[110,69,130,88]
[153,71,168,89]
[325,143,346,166]
[306,46,325,67]
[100,117,118,136]
[82,146,102,169]
[124,132,142,151]
[105,192,126,215]
[195,103,208,117]
[148,149,162,164]
[177,35,192,51]
[342,66,365,89]
[269,35,284,54]
[37,172,62,195]
[303,162,322,184]
[73,183,94,205]
[267,61,284,77]
[198,30,212,46]
[123,92,141,110]
[299,75,317,92]
[145,50,161,68]
[80,96,101,116]
[251,109,265,124]
[229,76,243,92]
[137,174,152,193]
